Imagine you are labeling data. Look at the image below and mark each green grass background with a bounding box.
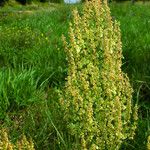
[0,2,150,149]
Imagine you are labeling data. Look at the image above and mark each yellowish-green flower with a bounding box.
[0,129,35,150]
[60,0,138,149]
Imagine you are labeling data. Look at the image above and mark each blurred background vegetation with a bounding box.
[0,0,150,6]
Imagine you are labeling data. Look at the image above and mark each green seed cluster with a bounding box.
[0,129,35,150]
[60,0,138,149]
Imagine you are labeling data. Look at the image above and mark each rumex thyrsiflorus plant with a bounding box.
[60,0,138,149]
[0,129,35,150]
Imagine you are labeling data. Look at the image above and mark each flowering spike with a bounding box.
[60,0,138,149]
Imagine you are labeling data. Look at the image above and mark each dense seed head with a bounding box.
[0,129,35,150]
[60,0,138,149]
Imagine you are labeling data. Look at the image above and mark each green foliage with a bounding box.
[0,26,44,67]
[0,69,44,119]
[60,0,138,149]
[0,8,68,86]
[0,2,149,150]
[0,5,70,150]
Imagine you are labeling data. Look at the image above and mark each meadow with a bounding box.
[0,1,150,149]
